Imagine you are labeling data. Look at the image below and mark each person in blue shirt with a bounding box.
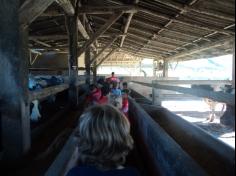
[66,105,140,176]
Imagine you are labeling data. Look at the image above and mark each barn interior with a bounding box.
[0,0,235,175]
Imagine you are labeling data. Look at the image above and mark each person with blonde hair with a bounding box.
[66,105,139,176]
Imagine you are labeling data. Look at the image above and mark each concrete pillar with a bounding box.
[0,0,31,161]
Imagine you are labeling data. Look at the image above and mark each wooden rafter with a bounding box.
[120,0,139,48]
[77,19,89,40]
[140,8,234,35]
[106,0,234,35]
[136,0,200,56]
[91,36,119,65]
[31,38,52,47]
[87,15,212,42]
[77,5,138,14]
[77,12,123,58]
[152,0,235,21]
[97,48,117,67]
[56,0,75,16]
[19,0,55,27]
[164,37,233,61]
[128,27,197,45]
[174,23,235,52]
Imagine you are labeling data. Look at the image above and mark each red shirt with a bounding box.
[87,88,108,105]
[106,76,120,83]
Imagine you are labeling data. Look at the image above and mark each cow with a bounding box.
[191,84,234,123]
[28,75,63,122]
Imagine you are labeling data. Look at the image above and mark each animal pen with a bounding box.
[0,0,235,175]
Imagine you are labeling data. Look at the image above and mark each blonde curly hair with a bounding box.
[78,104,133,170]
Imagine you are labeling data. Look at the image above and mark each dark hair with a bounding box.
[89,84,97,91]
[78,105,133,170]
[123,82,128,86]
[111,72,114,75]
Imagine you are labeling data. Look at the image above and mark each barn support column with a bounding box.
[220,40,236,128]
[163,59,168,78]
[67,14,78,108]
[93,61,97,84]
[232,40,235,88]
[0,0,31,161]
[85,47,91,84]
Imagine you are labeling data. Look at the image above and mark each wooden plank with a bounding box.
[85,47,91,84]
[45,127,79,176]
[31,39,52,47]
[19,0,55,27]
[128,98,208,176]
[29,35,68,41]
[132,81,235,105]
[77,5,138,14]
[77,19,90,40]
[56,0,75,16]
[77,12,123,58]
[120,13,134,48]
[29,84,69,102]
[0,0,31,160]
[233,40,235,88]
[120,0,139,47]
[67,15,79,107]
[77,17,97,53]
[90,36,119,64]
[93,61,97,84]
[142,104,235,176]
[97,48,117,67]
[29,67,86,71]
[164,37,233,61]
[153,80,232,85]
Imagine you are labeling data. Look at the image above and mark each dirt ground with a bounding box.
[175,111,235,148]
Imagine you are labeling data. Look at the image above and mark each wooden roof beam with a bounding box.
[19,0,55,28]
[121,49,157,59]
[55,0,75,16]
[97,48,117,67]
[77,12,123,58]
[77,19,89,39]
[92,15,211,42]
[136,0,199,57]
[130,19,211,42]
[120,0,139,48]
[31,39,52,47]
[140,8,234,36]
[29,35,68,41]
[128,27,196,45]
[91,36,119,64]
[152,0,235,21]
[174,23,235,52]
[77,5,138,14]
[106,0,234,35]
[164,37,233,61]
[29,33,124,41]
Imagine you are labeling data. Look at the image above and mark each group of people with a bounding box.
[86,72,131,117]
[66,73,139,176]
